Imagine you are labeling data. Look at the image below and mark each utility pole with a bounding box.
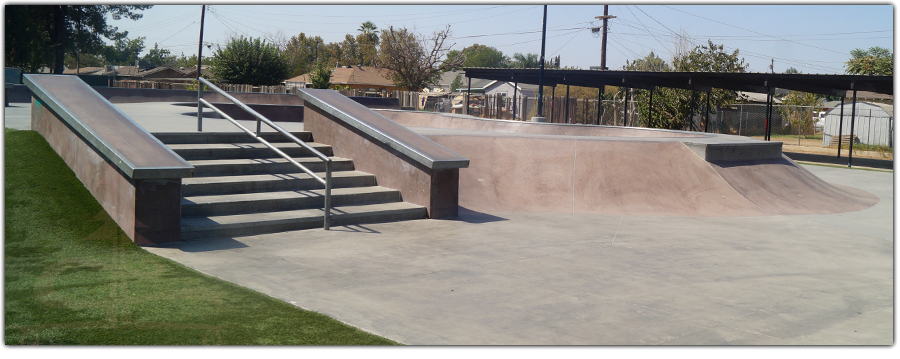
[596,6,616,70]
[533,5,548,122]
[196,5,206,131]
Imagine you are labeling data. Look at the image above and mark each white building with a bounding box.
[821,101,893,147]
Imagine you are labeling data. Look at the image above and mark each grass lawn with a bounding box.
[4,128,398,345]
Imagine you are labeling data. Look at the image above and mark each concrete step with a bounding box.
[181,170,376,196]
[188,156,355,177]
[153,131,313,144]
[182,186,402,216]
[168,142,334,160]
[180,202,427,240]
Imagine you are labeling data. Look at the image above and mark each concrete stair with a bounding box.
[154,132,427,240]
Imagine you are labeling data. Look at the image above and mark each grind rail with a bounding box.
[196,77,334,230]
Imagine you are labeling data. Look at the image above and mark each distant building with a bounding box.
[285,65,401,94]
[822,101,893,147]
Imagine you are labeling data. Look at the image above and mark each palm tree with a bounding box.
[511,52,540,68]
[358,21,378,43]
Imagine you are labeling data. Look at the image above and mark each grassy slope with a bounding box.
[4,129,397,345]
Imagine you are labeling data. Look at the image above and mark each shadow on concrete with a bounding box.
[784,151,893,169]
[443,207,508,224]
[154,237,250,252]
[330,223,381,234]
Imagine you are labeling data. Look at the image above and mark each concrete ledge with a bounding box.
[298,89,469,218]
[25,74,190,245]
[25,74,193,179]
[348,96,401,110]
[173,102,303,122]
[298,89,469,170]
[683,141,783,161]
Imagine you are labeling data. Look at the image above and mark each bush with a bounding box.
[210,36,289,86]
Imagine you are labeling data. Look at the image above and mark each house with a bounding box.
[180,65,213,79]
[285,65,401,95]
[62,67,106,75]
[98,65,185,80]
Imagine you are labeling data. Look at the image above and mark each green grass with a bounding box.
[4,128,398,345]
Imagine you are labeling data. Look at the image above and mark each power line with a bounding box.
[660,5,852,56]
[223,4,513,19]
[156,21,197,46]
[550,27,590,57]
[626,5,673,58]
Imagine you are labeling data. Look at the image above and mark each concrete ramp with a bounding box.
[709,156,879,215]
[378,110,879,217]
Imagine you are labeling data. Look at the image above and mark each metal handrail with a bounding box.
[197,78,333,230]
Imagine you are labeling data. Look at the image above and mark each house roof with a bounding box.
[181,65,212,78]
[440,70,538,93]
[62,67,106,75]
[286,65,397,87]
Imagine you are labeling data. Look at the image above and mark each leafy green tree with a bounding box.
[284,33,324,77]
[378,25,465,91]
[339,34,360,66]
[624,51,669,72]
[627,41,747,130]
[778,91,821,137]
[4,5,150,74]
[845,46,892,75]
[141,43,177,67]
[103,35,145,65]
[210,36,290,86]
[784,67,799,74]
[446,44,509,68]
[64,52,104,69]
[450,74,464,92]
[308,62,332,89]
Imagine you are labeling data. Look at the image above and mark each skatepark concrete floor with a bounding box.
[4,102,894,345]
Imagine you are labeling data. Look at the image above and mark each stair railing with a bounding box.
[197,77,333,230]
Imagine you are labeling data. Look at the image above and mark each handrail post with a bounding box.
[324,160,332,230]
[197,85,203,131]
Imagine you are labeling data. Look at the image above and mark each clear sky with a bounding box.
[107,2,894,75]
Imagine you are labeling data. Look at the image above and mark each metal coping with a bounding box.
[24,74,193,179]
[462,68,892,97]
[297,89,469,170]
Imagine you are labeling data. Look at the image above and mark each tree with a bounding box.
[450,74,464,92]
[356,21,380,67]
[845,46,892,75]
[103,35,145,66]
[624,51,669,72]
[339,34,360,66]
[784,67,800,74]
[510,53,541,68]
[627,41,748,130]
[778,91,821,138]
[378,25,465,91]
[358,21,379,43]
[308,62,332,89]
[284,33,324,78]
[141,43,177,67]
[4,5,150,74]
[446,44,509,68]
[210,36,290,86]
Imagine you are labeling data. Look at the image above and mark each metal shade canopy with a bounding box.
[462,68,892,97]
